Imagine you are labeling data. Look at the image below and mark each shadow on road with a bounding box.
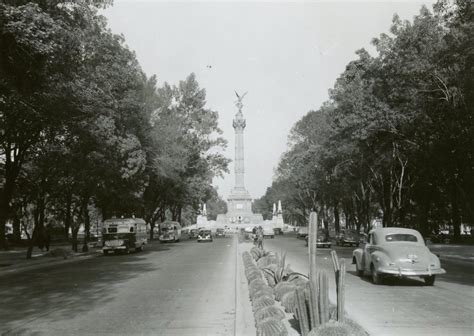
[0,243,164,335]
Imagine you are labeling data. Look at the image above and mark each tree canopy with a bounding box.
[0,0,228,250]
[255,0,473,239]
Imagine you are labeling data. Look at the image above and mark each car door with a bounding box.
[362,233,375,271]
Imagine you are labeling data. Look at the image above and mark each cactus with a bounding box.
[252,295,275,312]
[257,255,278,268]
[337,261,346,322]
[307,321,350,336]
[295,287,310,336]
[274,281,297,301]
[255,305,286,323]
[318,271,329,324]
[280,290,298,314]
[250,283,271,298]
[253,287,275,299]
[256,317,288,336]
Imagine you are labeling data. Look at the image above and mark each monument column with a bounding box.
[233,109,246,190]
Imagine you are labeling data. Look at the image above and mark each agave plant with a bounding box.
[262,253,308,287]
[256,317,288,336]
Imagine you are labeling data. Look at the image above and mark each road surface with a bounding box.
[0,236,237,336]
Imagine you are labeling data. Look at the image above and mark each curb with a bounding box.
[235,241,257,336]
[0,252,101,278]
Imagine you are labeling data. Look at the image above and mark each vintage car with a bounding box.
[352,227,446,285]
[336,229,360,247]
[296,226,309,239]
[305,228,331,248]
[263,227,275,239]
[197,230,213,242]
[215,228,226,237]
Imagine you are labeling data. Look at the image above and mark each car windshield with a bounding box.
[385,234,418,242]
[200,231,211,235]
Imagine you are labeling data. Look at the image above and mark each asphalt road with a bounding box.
[0,236,237,336]
[264,233,474,336]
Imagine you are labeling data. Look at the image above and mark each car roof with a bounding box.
[370,227,423,242]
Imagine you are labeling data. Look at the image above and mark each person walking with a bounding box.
[257,226,264,249]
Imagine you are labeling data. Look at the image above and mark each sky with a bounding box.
[102,0,437,200]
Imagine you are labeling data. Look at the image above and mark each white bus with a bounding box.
[102,218,148,255]
[158,221,182,242]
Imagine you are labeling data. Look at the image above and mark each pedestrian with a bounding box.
[43,223,51,252]
[257,226,264,249]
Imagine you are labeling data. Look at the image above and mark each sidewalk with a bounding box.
[429,244,474,262]
[0,242,102,277]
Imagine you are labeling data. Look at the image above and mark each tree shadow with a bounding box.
[0,246,163,335]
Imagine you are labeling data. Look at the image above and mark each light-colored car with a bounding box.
[263,227,274,239]
[352,227,446,285]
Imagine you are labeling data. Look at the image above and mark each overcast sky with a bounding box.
[103,0,436,200]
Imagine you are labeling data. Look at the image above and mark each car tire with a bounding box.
[371,265,382,285]
[355,262,364,277]
[424,275,436,286]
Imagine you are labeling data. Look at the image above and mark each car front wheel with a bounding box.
[371,265,382,285]
[424,275,436,286]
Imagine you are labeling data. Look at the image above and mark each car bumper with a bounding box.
[378,266,446,277]
[159,237,175,241]
[316,242,331,247]
[103,246,127,251]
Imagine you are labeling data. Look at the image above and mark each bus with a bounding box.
[102,218,148,255]
[158,221,182,242]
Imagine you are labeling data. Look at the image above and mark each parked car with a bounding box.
[352,227,446,285]
[197,230,213,242]
[305,229,331,248]
[336,229,360,247]
[296,227,309,239]
[188,229,199,239]
[263,227,274,239]
[215,228,225,237]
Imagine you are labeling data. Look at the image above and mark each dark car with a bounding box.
[297,227,309,239]
[305,229,331,248]
[197,230,213,242]
[188,229,199,239]
[336,229,359,247]
[215,228,225,237]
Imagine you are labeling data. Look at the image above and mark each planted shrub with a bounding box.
[250,284,271,298]
[257,255,278,268]
[280,290,298,314]
[307,320,351,336]
[255,305,286,323]
[252,287,274,299]
[252,295,275,312]
[274,281,297,301]
[256,317,288,336]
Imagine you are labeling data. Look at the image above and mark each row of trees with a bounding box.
[0,0,229,253]
[255,0,473,239]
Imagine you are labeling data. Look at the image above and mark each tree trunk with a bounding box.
[333,202,340,233]
[451,185,461,241]
[82,196,90,253]
[64,193,72,241]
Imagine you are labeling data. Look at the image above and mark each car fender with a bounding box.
[352,248,364,269]
[370,250,390,271]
